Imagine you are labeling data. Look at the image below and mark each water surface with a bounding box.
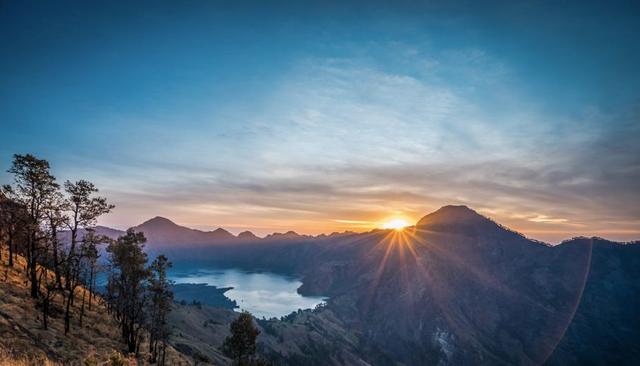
[169,268,325,319]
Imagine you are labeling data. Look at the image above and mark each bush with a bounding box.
[107,351,128,366]
[83,353,98,366]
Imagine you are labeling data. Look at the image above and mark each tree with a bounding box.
[0,190,28,267]
[42,189,67,287]
[222,312,261,366]
[5,154,58,298]
[78,230,108,325]
[147,255,174,365]
[38,261,58,330]
[81,230,108,311]
[61,179,113,334]
[63,179,114,290]
[107,229,150,354]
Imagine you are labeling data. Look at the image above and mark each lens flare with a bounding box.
[382,219,409,230]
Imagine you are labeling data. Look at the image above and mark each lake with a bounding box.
[169,268,326,319]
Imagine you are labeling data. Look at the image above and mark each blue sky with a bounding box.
[1,1,639,242]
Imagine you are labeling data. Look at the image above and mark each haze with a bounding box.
[1,1,639,242]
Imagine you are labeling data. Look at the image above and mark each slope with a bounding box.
[0,252,190,365]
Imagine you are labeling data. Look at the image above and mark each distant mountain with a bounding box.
[92,225,126,238]
[132,216,236,246]
[62,217,363,254]
[237,230,259,240]
[264,230,311,241]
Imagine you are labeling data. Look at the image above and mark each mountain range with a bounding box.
[83,215,316,247]
[65,205,640,365]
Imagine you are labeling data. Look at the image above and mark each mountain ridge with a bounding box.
[87,206,634,247]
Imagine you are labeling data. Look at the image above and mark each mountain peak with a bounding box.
[139,216,179,227]
[265,230,305,240]
[238,230,259,240]
[208,227,235,239]
[416,205,492,227]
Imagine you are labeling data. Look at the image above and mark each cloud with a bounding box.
[85,43,639,242]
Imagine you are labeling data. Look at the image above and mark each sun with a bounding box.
[382,218,410,231]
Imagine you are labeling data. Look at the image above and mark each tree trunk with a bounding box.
[29,260,38,298]
[79,288,86,327]
[127,327,134,353]
[66,227,77,292]
[64,290,73,334]
[7,233,13,267]
[88,266,94,311]
[122,319,128,346]
[42,297,49,330]
[29,234,38,298]
[160,340,167,366]
[51,226,61,288]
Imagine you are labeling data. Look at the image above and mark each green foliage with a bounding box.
[6,154,59,298]
[64,179,114,229]
[222,312,261,365]
[147,254,174,365]
[106,229,150,353]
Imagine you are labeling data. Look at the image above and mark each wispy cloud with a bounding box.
[78,43,638,243]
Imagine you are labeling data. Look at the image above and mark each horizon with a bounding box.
[2,1,639,243]
[96,205,638,245]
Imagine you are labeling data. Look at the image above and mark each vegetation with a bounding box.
[223,312,272,366]
[0,153,180,365]
[147,255,174,364]
[0,250,138,364]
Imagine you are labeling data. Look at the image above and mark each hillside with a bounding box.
[161,206,640,365]
[0,252,190,365]
[167,302,372,366]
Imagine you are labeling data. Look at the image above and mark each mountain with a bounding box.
[416,205,526,239]
[237,230,259,240]
[129,205,637,365]
[417,204,486,225]
[233,206,639,365]
[132,216,236,246]
[92,225,126,238]
[53,206,640,365]
[264,231,311,241]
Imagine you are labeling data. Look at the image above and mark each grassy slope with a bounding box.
[168,303,372,366]
[0,251,190,365]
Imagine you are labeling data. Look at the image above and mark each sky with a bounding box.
[1,0,639,242]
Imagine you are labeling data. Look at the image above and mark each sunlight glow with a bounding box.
[382,219,410,230]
